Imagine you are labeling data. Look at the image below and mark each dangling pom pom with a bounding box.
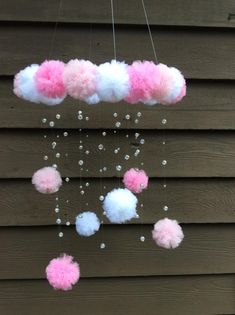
[75,211,100,237]
[35,60,66,98]
[103,188,138,223]
[96,60,130,102]
[125,60,158,104]
[46,254,80,291]
[151,64,186,105]
[32,166,62,194]
[63,59,98,101]
[123,168,148,193]
[152,218,184,249]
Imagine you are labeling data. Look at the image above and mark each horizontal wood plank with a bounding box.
[1,130,235,178]
[1,25,235,79]
[0,275,234,315]
[1,225,235,279]
[2,78,235,129]
[1,178,235,226]
[0,0,234,28]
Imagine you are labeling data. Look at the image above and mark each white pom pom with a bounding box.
[13,64,64,106]
[164,67,185,104]
[84,93,100,105]
[75,211,100,237]
[96,60,130,102]
[103,188,138,223]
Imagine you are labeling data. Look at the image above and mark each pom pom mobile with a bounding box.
[14,0,186,290]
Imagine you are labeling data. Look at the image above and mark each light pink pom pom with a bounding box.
[32,166,62,194]
[125,61,158,104]
[152,218,184,249]
[46,254,80,291]
[152,64,186,105]
[123,168,148,193]
[35,60,66,98]
[63,59,98,100]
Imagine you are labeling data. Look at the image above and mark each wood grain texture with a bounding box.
[0,0,234,28]
[0,275,234,315]
[1,25,235,79]
[1,178,235,226]
[2,78,235,129]
[1,225,235,279]
[1,130,235,178]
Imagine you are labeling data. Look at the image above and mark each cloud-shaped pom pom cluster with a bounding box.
[75,211,100,237]
[32,166,62,194]
[103,188,138,223]
[46,254,80,290]
[14,59,186,106]
[152,218,184,249]
[123,168,148,193]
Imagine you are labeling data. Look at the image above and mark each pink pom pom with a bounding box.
[152,218,184,249]
[35,60,66,98]
[46,254,80,291]
[123,168,148,193]
[152,64,186,105]
[32,166,62,194]
[63,59,98,100]
[125,61,158,104]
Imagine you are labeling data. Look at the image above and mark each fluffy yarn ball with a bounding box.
[32,166,62,194]
[63,59,98,101]
[103,188,138,223]
[125,60,158,104]
[46,254,80,291]
[151,64,186,105]
[96,60,130,102]
[123,168,149,193]
[13,64,64,105]
[152,218,184,249]
[76,211,100,237]
[35,60,66,98]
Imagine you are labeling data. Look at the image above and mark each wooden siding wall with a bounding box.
[0,1,235,314]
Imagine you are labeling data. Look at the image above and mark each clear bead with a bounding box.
[80,190,85,195]
[162,160,167,166]
[42,118,47,123]
[55,207,59,213]
[56,218,61,224]
[102,131,107,136]
[65,177,70,182]
[78,110,82,114]
[52,142,56,149]
[58,232,63,238]
[125,155,130,160]
[78,160,84,166]
[137,112,142,117]
[56,153,60,158]
[44,135,47,138]
[125,114,130,120]
[115,122,121,128]
[114,149,119,154]
[66,221,70,226]
[113,113,118,117]
[162,118,167,125]
[134,119,139,124]
[85,182,89,187]
[52,164,57,168]
[85,150,90,155]
[85,116,89,121]
[43,155,48,161]
[163,205,169,211]
[100,243,106,249]
[56,114,61,119]
[63,132,68,137]
[49,121,55,127]
[140,139,145,144]
[99,195,104,201]
[135,133,140,139]
[79,145,83,150]
[116,165,122,171]
[140,236,145,242]
[78,115,83,120]
[135,214,140,219]
[98,144,104,150]
[103,167,107,171]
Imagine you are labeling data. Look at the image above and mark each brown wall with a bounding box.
[0,1,235,314]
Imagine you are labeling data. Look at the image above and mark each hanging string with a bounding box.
[110,0,117,60]
[49,0,64,59]
[141,0,158,63]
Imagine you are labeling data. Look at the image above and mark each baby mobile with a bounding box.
[13,0,185,291]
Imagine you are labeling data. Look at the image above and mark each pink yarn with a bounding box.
[35,60,66,98]
[152,218,184,249]
[63,59,98,100]
[32,166,62,194]
[46,254,80,290]
[123,168,148,193]
[125,61,158,104]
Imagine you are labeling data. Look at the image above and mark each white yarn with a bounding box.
[103,188,138,223]
[75,211,100,237]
